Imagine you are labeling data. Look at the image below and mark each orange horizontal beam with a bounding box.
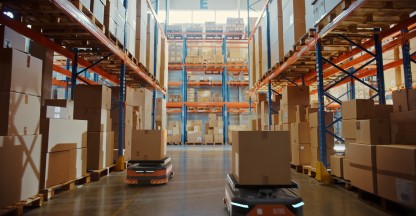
[167,102,254,108]
[169,63,248,67]
[168,40,248,44]
[168,32,247,36]
[53,64,96,85]
[167,109,249,113]
[167,67,249,73]
[52,78,67,87]
[168,81,248,87]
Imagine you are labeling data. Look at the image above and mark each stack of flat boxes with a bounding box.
[342,99,392,194]
[282,0,306,56]
[269,0,284,66]
[0,29,43,208]
[40,99,88,190]
[376,89,416,208]
[205,114,224,144]
[255,93,281,131]
[277,86,310,132]
[135,0,147,65]
[74,85,114,170]
[308,109,334,168]
[159,37,168,90]
[156,98,167,130]
[168,94,182,102]
[188,88,195,102]
[167,121,181,144]
[168,42,182,63]
[187,120,203,143]
[146,13,162,76]
[290,107,312,166]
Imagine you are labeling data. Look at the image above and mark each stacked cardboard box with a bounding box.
[309,110,335,168]
[159,37,168,90]
[188,88,195,102]
[227,125,247,144]
[197,89,211,102]
[187,120,203,143]
[135,0,148,64]
[282,0,306,56]
[232,131,291,185]
[0,35,43,208]
[374,89,416,208]
[204,114,224,144]
[168,41,182,63]
[130,130,167,160]
[342,99,392,193]
[74,85,114,170]
[276,86,310,131]
[167,121,181,143]
[168,94,182,102]
[156,98,167,129]
[225,17,244,37]
[269,0,284,66]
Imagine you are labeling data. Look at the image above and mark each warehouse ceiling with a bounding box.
[156,0,267,11]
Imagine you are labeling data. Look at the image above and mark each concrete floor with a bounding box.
[26,146,389,216]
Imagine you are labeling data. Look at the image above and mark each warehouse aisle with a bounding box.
[26,146,387,216]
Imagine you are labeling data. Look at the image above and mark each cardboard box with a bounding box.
[308,111,333,128]
[290,122,310,144]
[130,88,153,110]
[281,86,310,106]
[282,0,306,57]
[377,173,415,208]
[390,110,416,144]
[348,143,376,167]
[392,89,409,112]
[130,130,167,160]
[330,154,344,178]
[205,134,214,143]
[310,126,335,148]
[43,99,74,119]
[232,131,291,185]
[41,150,71,188]
[281,105,297,124]
[0,26,27,52]
[408,89,416,111]
[305,108,318,122]
[291,144,311,165]
[350,165,377,194]
[0,48,42,96]
[0,135,41,208]
[87,131,114,170]
[74,85,111,110]
[40,118,88,152]
[355,119,390,145]
[342,119,356,139]
[343,158,351,180]
[373,104,393,119]
[0,92,41,136]
[74,107,112,132]
[295,105,307,123]
[342,99,374,120]
[311,147,335,167]
[344,138,356,156]
[214,134,224,143]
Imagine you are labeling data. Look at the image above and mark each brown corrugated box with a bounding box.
[0,26,27,52]
[74,85,112,110]
[330,154,344,178]
[311,147,335,168]
[373,104,393,119]
[342,119,356,139]
[355,119,390,145]
[232,131,291,185]
[0,48,42,96]
[348,143,377,194]
[308,111,333,128]
[130,130,167,160]
[87,131,114,170]
[392,89,409,112]
[0,135,41,208]
[390,110,416,144]
[343,158,351,180]
[291,144,311,165]
[290,122,310,144]
[74,107,112,132]
[281,86,310,106]
[0,92,41,136]
[295,105,308,123]
[341,99,374,120]
[310,126,335,148]
[280,104,297,124]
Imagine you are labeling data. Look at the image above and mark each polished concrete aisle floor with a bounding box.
[26,146,388,216]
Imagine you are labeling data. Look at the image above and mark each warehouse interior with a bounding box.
[0,0,415,215]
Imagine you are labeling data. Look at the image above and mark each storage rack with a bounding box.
[167,36,251,144]
[0,0,167,162]
[248,0,416,166]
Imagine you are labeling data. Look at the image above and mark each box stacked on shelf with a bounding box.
[167,121,182,144]
[168,94,183,102]
[168,41,183,63]
[308,110,334,168]
[159,37,168,90]
[167,25,183,39]
[282,0,306,56]
[134,0,148,65]
[204,114,224,144]
[269,0,284,66]
[205,21,223,39]
[197,89,211,102]
[187,120,203,144]
[185,24,203,39]
[74,85,114,170]
[188,88,196,102]
[225,17,244,38]
[156,98,167,130]
[0,30,43,208]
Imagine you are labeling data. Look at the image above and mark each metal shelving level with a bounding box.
[248,0,416,166]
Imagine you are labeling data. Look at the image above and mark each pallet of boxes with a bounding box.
[187,120,203,145]
[255,93,281,131]
[167,121,182,145]
[338,92,416,210]
[0,28,45,209]
[73,85,114,181]
[224,130,303,215]
[205,114,224,145]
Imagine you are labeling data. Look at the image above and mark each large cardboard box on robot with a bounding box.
[130,130,167,161]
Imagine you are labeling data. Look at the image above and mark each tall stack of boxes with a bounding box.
[308,110,334,168]
[135,0,148,65]
[205,114,224,144]
[282,0,306,56]
[167,121,182,144]
[187,120,203,144]
[74,85,114,170]
[0,30,43,208]
[156,98,167,129]
[188,88,195,102]
[277,86,310,131]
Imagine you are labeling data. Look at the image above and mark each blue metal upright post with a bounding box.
[315,39,328,167]
[265,4,272,129]
[65,58,70,99]
[401,28,413,89]
[181,37,187,143]
[70,48,78,100]
[152,0,159,129]
[374,33,386,104]
[247,0,252,115]
[222,36,228,144]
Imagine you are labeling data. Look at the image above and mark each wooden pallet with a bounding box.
[356,189,415,216]
[89,164,116,181]
[40,174,91,201]
[0,195,43,216]
[331,175,352,190]
[71,0,105,33]
[303,165,316,178]
[290,163,304,173]
[186,142,203,145]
